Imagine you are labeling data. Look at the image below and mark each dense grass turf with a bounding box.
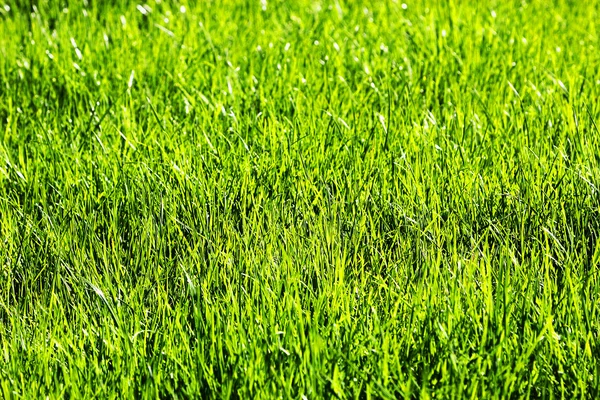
[1,0,600,397]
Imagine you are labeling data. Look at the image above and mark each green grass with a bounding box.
[1,0,600,397]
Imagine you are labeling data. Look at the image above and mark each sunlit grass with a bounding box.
[1,0,600,398]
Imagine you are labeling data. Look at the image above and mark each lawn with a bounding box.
[1,0,600,398]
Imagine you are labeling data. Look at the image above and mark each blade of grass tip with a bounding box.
[127,70,135,93]
[378,113,388,151]
[88,282,119,327]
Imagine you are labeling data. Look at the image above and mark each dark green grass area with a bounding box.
[1,0,600,397]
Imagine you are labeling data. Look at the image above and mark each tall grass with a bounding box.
[1,0,600,397]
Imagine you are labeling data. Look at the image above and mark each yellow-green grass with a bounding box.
[1,0,600,398]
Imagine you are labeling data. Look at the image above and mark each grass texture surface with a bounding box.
[1,0,600,398]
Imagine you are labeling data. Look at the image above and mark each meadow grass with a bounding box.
[1,0,600,398]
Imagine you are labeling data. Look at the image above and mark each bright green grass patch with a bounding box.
[1,0,600,398]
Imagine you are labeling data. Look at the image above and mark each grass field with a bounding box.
[1,0,600,398]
